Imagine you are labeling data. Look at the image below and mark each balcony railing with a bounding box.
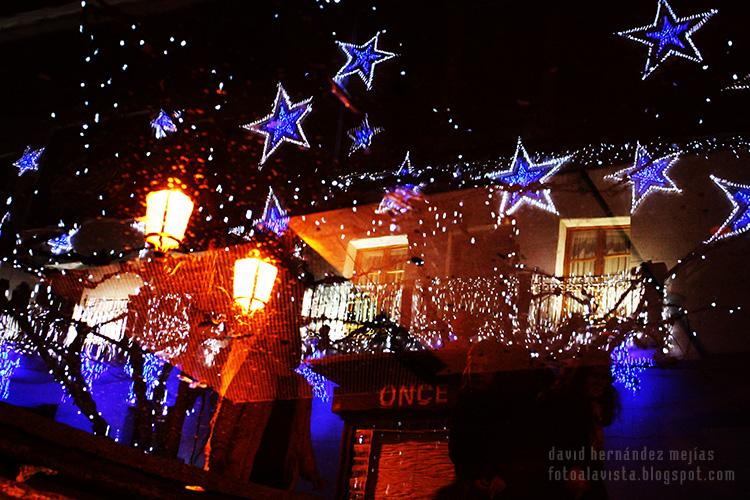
[528,270,644,331]
[301,281,403,342]
[301,270,644,350]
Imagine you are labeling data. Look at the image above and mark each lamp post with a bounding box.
[233,254,278,313]
[144,189,194,253]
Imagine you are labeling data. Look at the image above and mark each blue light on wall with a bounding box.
[0,345,21,400]
[610,341,655,393]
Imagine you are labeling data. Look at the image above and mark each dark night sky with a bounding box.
[1,0,749,245]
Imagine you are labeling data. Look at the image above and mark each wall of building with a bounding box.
[604,356,750,499]
[292,151,750,356]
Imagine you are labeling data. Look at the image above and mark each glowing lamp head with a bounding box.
[233,256,278,313]
[145,189,193,253]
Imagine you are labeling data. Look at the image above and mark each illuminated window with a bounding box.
[354,244,408,284]
[564,225,630,276]
[343,235,410,284]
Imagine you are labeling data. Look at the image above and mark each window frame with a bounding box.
[343,234,410,281]
[554,217,631,277]
[563,225,631,277]
[353,244,409,285]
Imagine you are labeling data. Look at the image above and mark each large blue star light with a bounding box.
[13,146,44,175]
[487,138,571,216]
[607,143,681,213]
[241,83,313,166]
[347,114,383,156]
[334,32,396,90]
[616,0,717,80]
[150,109,178,139]
[707,176,750,242]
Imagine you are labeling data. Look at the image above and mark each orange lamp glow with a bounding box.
[233,256,278,313]
[144,189,194,253]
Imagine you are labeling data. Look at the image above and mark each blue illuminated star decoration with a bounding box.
[13,146,44,175]
[241,83,313,166]
[334,32,397,90]
[150,109,178,139]
[347,114,383,156]
[606,143,682,213]
[48,228,77,256]
[257,187,289,237]
[377,151,424,215]
[376,185,423,216]
[486,138,571,216]
[616,0,717,80]
[706,175,750,242]
[395,151,413,178]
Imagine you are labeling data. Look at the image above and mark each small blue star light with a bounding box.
[334,32,396,90]
[396,151,413,177]
[48,228,77,255]
[13,146,44,175]
[258,187,289,237]
[487,138,571,216]
[150,109,178,139]
[377,152,423,215]
[606,143,681,213]
[376,185,423,216]
[347,114,383,156]
[616,0,717,80]
[241,83,313,166]
[707,175,750,242]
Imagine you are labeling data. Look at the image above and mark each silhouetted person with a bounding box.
[540,363,619,500]
[438,368,554,499]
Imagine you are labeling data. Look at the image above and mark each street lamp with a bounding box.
[233,254,278,313]
[144,189,194,253]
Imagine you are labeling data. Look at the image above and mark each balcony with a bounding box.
[301,281,404,342]
[528,270,644,331]
[301,269,645,352]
